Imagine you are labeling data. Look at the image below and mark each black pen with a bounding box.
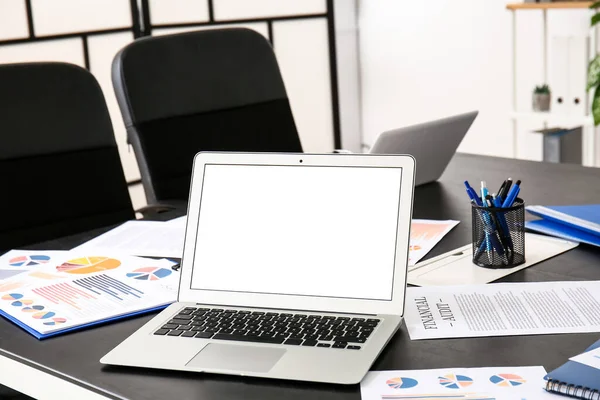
[497,180,507,200]
[500,178,513,201]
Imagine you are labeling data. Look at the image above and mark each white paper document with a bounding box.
[361,366,554,400]
[405,281,600,340]
[570,346,600,370]
[407,233,578,286]
[0,250,178,337]
[409,220,459,265]
[72,220,185,258]
[165,216,187,227]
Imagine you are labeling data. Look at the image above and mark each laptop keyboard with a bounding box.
[153,307,381,350]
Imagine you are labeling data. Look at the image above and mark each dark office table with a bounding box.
[1,154,600,400]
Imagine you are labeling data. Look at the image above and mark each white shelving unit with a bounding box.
[507,2,598,167]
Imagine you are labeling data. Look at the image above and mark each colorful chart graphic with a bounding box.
[386,377,419,389]
[126,267,172,281]
[2,293,23,301]
[489,373,526,387]
[28,271,65,280]
[22,305,45,313]
[32,311,55,319]
[44,317,67,326]
[438,374,474,389]
[0,282,24,293]
[11,299,33,307]
[57,257,120,274]
[9,255,51,267]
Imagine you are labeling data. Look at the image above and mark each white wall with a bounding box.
[358,0,597,164]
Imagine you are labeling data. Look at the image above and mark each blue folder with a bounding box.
[544,338,600,396]
[526,204,600,238]
[525,219,600,248]
[0,305,169,340]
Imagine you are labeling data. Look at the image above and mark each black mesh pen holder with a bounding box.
[471,198,525,269]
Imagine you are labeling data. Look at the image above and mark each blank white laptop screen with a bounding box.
[189,164,403,301]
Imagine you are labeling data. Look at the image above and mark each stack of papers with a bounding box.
[0,250,178,339]
[361,366,554,399]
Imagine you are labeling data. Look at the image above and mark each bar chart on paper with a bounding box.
[0,253,179,338]
[32,274,146,316]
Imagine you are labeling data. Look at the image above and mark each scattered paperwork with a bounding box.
[0,250,178,338]
[124,216,457,264]
[404,281,600,340]
[409,220,459,265]
[361,366,554,400]
[72,220,185,258]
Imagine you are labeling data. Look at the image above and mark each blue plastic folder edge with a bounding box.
[544,338,600,390]
[526,205,600,238]
[525,219,600,247]
[0,303,171,340]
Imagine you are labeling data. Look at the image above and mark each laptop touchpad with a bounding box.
[187,343,285,373]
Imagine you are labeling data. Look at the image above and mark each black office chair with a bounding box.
[0,62,136,253]
[112,28,303,204]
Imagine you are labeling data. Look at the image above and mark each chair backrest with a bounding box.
[112,28,302,203]
[0,62,135,252]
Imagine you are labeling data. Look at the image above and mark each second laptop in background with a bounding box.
[369,111,478,186]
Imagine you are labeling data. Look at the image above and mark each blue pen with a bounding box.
[479,181,494,264]
[464,181,482,206]
[466,181,490,260]
[501,180,521,208]
[483,196,509,263]
[491,193,511,246]
[486,194,511,258]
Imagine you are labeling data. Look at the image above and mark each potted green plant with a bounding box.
[588,2,600,125]
[533,84,551,112]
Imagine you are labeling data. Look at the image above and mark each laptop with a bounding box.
[101,152,415,384]
[369,111,478,186]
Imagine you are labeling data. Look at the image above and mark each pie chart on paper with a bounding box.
[1,293,23,301]
[22,305,45,313]
[386,377,419,389]
[126,267,172,281]
[32,311,56,320]
[489,373,526,387]
[11,299,33,307]
[57,257,121,274]
[9,255,50,267]
[44,317,67,326]
[438,374,474,389]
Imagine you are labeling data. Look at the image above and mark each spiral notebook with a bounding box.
[544,338,600,399]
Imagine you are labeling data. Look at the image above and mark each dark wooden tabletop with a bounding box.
[1,153,599,400]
